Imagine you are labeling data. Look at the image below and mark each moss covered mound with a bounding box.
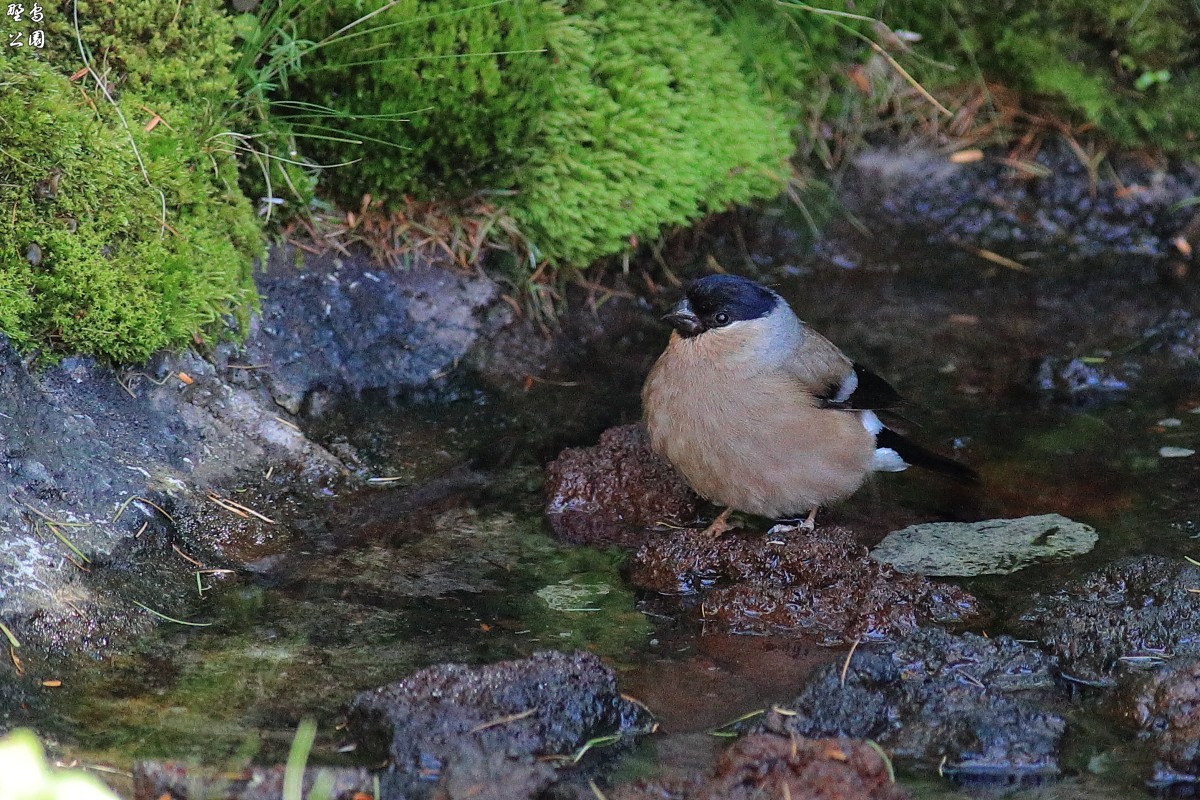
[0,56,259,362]
[0,0,261,364]
[287,0,791,267]
[508,0,791,265]
[884,0,1200,149]
[288,0,563,202]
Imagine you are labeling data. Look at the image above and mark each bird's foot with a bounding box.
[698,507,735,538]
[768,508,819,537]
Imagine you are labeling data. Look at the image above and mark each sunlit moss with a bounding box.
[0,52,259,363]
[0,0,261,364]
[506,0,792,265]
[286,0,791,267]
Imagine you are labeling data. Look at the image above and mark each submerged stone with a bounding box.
[870,514,1098,576]
[629,526,979,644]
[535,578,612,611]
[349,650,654,800]
[613,734,910,800]
[762,628,1065,781]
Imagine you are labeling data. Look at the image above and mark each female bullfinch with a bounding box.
[642,274,977,537]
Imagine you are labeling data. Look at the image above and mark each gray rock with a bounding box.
[244,244,505,414]
[759,628,1066,780]
[870,514,1098,576]
[0,333,348,662]
[350,650,655,800]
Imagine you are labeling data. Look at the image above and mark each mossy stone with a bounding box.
[0,0,262,364]
[507,0,792,265]
[287,0,563,202]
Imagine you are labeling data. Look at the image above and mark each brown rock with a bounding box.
[613,734,910,800]
[1123,657,1200,784]
[629,526,979,643]
[544,424,699,546]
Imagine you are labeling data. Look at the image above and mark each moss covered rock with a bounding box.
[0,1,262,363]
[287,0,791,267]
[288,0,563,201]
[508,0,791,265]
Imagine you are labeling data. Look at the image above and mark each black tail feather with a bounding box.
[876,428,980,485]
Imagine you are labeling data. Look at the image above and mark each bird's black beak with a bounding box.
[662,298,704,337]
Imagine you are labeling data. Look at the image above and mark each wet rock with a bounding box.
[349,650,655,800]
[612,734,909,800]
[132,762,373,800]
[0,334,347,662]
[764,628,1065,780]
[1013,555,1200,685]
[245,244,503,415]
[1034,356,1135,405]
[544,424,699,547]
[628,527,979,643]
[1121,658,1200,785]
[871,514,1098,577]
[1146,308,1200,363]
[844,142,1200,264]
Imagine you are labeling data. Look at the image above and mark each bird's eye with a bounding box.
[713,312,731,326]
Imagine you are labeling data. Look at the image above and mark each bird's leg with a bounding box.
[799,506,819,531]
[699,507,735,538]
[767,507,819,536]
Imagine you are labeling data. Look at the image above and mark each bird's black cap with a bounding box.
[683,274,779,326]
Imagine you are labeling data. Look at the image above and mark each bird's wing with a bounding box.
[815,362,909,411]
[785,325,908,411]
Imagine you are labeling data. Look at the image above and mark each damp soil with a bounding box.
[17,160,1200,797]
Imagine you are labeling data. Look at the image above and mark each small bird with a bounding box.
[642,274,977,537]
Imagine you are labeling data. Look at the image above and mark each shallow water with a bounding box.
[31,211,1200,797]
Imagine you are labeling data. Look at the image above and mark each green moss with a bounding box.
[0,1,262,363]
[287,0,563,202]
[507,0,792,265]
[283,0,790,267]
[39,0,240,110]
[881,0,1200,149]
[0,47,259,363]
[709,0,877,118]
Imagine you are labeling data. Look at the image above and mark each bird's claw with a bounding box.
[698,507,735,538]
[768,509,817,537]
